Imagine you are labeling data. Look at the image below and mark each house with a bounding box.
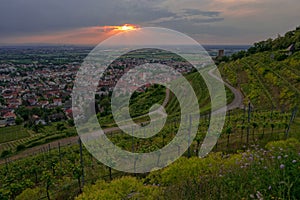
[53,98,62,106]
[37,100,49,108]
[65,108,73,118]
[27,98,37,106]
[3,112,16,125]
[7,98,22,108]
[49,113,66,122]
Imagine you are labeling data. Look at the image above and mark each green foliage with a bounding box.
[16,144,26,152]
[1,149,11,158]
[230,26,300,60]
[129,84,165,118]
[76,177,161,200]
[265,138,300,151]
[0,125,30,143]
[15,117,23,125]
[145,139,300,199]
[220,51,300,110]
[15,187,44,200]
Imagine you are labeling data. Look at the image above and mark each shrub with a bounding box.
[16,144,26,152]
[15,187,44,200]
[1,150,12,158]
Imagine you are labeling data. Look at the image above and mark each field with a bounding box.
[0,122,76,154]
[0,126,31,143]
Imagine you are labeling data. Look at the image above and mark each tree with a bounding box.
[15,117,23,125]
[32,123,43,133]
[67,119,74,126]
[56,123,66,131]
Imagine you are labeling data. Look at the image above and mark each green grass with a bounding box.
[129,85,166,117]
[0,126,31,143]
[0,122,77,154]
[98,70,230,126]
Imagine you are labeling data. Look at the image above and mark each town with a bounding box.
[0,46,206,127]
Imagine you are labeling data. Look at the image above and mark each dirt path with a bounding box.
[208,68,244,114]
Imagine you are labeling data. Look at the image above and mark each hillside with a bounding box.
[219,27,300,111]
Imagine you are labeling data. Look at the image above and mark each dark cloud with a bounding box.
[0,0,173,37]
[181,9,221,17]
[0,0,227,42]
[149,8,225,34]
[153,20,245,38]
[190,17,224,24]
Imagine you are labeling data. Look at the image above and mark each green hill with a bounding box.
[219,27,300,111]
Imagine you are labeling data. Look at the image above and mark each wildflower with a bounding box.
[292,160,297,163]
[280,164,285,169]
[268,186,272,190]
[277,155,282,160]
[256,191,263,200]
[284,155,288,158]
[250,194,255,199]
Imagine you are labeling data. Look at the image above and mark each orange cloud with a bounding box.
[3,25,139,45]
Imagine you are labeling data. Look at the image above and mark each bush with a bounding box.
[275,53,288,61]
[15,188,44,200]
[1,150,12,158]
[16,144,26,152]
[77,177,161,200]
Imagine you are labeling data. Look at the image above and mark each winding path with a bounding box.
[208,68,244,114]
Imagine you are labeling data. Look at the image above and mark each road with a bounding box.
[208,68,244,114]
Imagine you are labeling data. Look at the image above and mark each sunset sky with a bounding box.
[0,0,299,45]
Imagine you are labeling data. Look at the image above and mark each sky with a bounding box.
[0,0,299,45]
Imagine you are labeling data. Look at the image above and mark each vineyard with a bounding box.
[219,46,300,111]
[0,126,31,144]
[0,122,77,155]
[0,107,299,199]
[1,28,300,200]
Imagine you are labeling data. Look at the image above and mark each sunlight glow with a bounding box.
[117,24,138,31]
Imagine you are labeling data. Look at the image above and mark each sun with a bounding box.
[117,24,138,31]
